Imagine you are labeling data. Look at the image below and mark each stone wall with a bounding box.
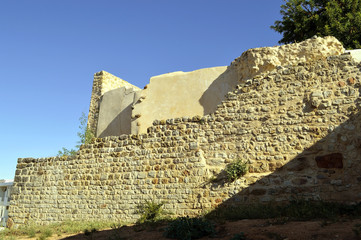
[9,37,361,226]
[231,36,344,81]
[90,36,344,137]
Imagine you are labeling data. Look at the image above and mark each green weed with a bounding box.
[0,220,119,239]
[37,228,52,240]
[225,159,248,181]
[57,112,95,157]
[136,200,169,224]
[27,226,36,237]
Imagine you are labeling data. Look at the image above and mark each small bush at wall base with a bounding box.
[164,216,215,240]
[136,200,168,224]
[0,220,118,239]
[37,228,52,240]
[225,159,248,181]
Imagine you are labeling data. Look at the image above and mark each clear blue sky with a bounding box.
[0,0,284,180]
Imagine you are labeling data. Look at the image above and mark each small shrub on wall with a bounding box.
[225,159,248,181]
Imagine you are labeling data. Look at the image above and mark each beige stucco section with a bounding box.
[96,87,139,137]
[131,66,238,134]
[87,71,140,137]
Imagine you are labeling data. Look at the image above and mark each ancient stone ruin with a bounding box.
[8,36,361,226]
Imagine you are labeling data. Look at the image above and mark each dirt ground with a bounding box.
[14,218,361,240]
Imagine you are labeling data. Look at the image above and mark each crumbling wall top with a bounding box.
[231,36,344,81]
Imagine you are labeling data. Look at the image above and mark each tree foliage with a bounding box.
[57,112,94,157]
[271,0,361,49]
[75,112,95,149]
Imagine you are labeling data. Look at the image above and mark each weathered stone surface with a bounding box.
[9,37,361,227]
[315,153,343,169]
[89,36,344,136]
[231,36,344,81]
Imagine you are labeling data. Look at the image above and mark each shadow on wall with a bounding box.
[199,66,239,115]
[207,106,361,209]
[97,88,136,137]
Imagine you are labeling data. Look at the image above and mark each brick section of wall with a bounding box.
[9,54,361,226]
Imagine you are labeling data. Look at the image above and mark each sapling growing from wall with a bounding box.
[76,112,95,147]
[57,112,94,157]
[225,159,248,182]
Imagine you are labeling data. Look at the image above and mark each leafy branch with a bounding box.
[57,112,94,157]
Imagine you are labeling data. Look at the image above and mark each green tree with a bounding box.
[75,112,95,149]
[271,0,361,49]
[57,112,94,157]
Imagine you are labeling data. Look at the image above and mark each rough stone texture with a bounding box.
[87,71,140,135]
[315,153,343,169]
[231,36,344,81]
[9,37,361,226]
[90,37,344,137]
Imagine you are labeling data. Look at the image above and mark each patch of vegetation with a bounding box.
[0,236,16,240]
[271,0,361,49]
[37,228,52,240]
[136,200,169,224]
[57,147,77,157]
[0,220,118,239]
[76,112,95,148]
[225,159,248,182]
[27,226,36,238]
[164,216,215,240]
[57,112,95,157]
